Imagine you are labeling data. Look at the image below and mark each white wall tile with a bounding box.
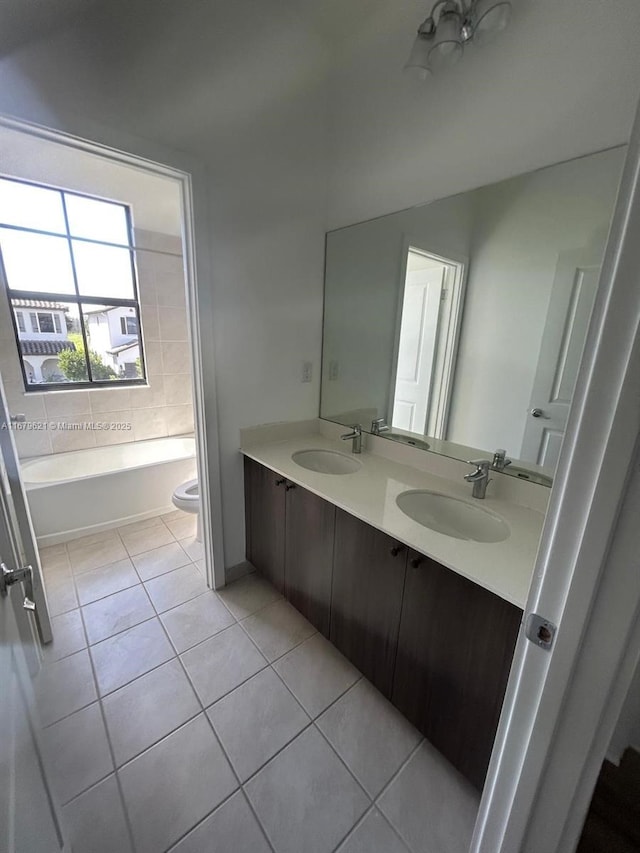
[90,411,134,445]
[89,388,131,414]
[143,342,164,377]
[154,254,186,307]
[13,420,53,457]
[161,342,190,375]
[50,416,97,453]
[165,405,194,436]
[129,377,165,410]
[158,306,188,342]
[45,391,91,420]
[163,374,192,407]
[131,407,168,441]
[140,304,160,342]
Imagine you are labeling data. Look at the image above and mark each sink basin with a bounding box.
[396,490,509,542]
[292,449,362,475]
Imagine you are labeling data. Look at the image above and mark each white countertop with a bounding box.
[241,430,545,609]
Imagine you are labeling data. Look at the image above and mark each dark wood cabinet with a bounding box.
[284,484,335,637]
[330,509,407,699]
[392,549,522,789]
[244,457,522,790]
[244,457,286,593]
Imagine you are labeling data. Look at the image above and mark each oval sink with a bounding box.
[396,490,509,542]
[292,449,362,475]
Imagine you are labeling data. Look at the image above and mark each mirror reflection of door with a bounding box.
[392,248,465,436]
[521,249,602,469]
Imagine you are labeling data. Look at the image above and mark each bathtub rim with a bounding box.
[21,433,196,490]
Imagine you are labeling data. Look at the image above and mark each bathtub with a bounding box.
[21,436,197,546]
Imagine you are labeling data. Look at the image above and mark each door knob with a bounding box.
[530,408,549,419]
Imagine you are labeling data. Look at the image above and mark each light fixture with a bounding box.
[404,0,512,78]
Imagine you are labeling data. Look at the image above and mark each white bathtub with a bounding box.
[22,436,197,546]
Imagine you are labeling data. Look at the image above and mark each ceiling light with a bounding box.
[404,0,512,78]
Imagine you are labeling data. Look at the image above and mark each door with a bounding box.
[244,457,286,593]
[0,375,52,643]
[330,510,407,698]
[0,457,68,851]
[521,249,602,468]
[392,551,522,790]
[392,266,445,432]
[284,483,335,637]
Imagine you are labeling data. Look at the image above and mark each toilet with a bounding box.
[172,478,202,542]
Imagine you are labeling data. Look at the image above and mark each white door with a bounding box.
[0,374,52,643]
[0,460,68,852]
[521,250,601,468]
[392,267,445,432]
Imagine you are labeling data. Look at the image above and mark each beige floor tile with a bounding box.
[241,599,316,662]
[144,564,207,613]
[317,679,422,797]
[118,715,237,853]
[62,776,133,853]
[102,659,200,766]
[75,558,139,606]
[245,726,369,853]
[217,573,281,620]
[121,524,174,556]
[90,618,175,696]
[180,623,266,707]
[132,541,191,581]
[160,591,235,653]
[82,585,155,645]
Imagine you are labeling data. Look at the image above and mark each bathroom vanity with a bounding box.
[241,425,546,790]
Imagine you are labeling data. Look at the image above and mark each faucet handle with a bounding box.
[466,459,490,470]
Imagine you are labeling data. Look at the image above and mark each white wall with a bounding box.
[447,147,624,453]
[325,0,640,229]
[0,1,329,569]
[322,192,474,422]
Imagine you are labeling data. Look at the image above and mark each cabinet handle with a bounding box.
[410,557,423,569]
[275,478,285,486]
[285,483,296,491]
[390,545,404,556]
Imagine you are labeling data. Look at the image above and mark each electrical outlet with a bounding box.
[329,360,339,381]
[302,361,313,383]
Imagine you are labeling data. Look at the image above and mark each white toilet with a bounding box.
[172,478,202,542]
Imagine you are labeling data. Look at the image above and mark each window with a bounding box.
[0,177,146,390]
[120,315,138,335]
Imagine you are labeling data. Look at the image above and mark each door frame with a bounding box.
[0,114,226,590]
[472,99,640,850]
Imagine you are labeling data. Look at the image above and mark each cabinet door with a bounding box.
[330,509,407,698]
[284,484,335,637]
[392,550,522,789]
[244,457,286,593]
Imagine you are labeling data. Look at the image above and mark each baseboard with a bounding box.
[36,504,176,547]
[224,560,255,585]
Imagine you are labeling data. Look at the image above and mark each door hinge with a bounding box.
[525,613,556,651]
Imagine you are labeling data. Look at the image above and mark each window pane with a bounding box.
[0,229,76,294]
[65,195,130,245]
[0,179,66,234]
[12,300,88,387]
[72,241,134,299]
[84,304,143,381]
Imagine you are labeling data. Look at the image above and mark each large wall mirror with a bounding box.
[320,147,625,486]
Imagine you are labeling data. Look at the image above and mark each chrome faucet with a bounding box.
[464,459,491,499]
[341,424,362,454]
[371,417,390,435]
[492,448,512,471]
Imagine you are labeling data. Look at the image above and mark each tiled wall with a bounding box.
[0,230,195,458]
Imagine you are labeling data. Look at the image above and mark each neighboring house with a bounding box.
[12,300,76,383]
[84,305,140,377]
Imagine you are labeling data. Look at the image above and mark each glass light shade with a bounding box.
[428,6,463,72]
[404,35,433,80]
[473,0,511,45]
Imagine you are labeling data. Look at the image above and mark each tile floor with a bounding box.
[36,510,479,853]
